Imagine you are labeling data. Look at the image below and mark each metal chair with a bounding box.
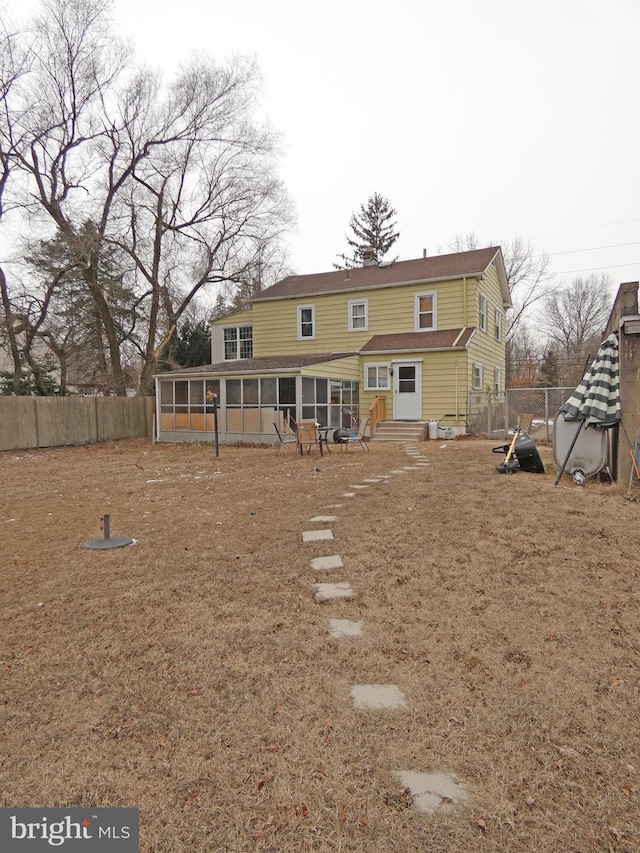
[342,418,370,451]
[297,419,323,455]
[273,421,297,453]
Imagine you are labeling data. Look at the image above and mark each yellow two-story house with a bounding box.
[154,246,511,443]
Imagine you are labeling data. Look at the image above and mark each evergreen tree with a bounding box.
[158,319,211,370]
[335,193,400,269]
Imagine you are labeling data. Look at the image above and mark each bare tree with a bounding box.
[1,0,292,395]
[446,232,554,342]
[540,273,612,384]
[0,9,33,393]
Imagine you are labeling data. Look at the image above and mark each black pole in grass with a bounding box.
[206,386,220,458]
[213,394,219,458]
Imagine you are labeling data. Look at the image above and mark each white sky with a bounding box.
[7,0,640,292]
[109,0,640,291]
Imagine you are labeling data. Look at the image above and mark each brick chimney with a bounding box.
[362,246,376,266]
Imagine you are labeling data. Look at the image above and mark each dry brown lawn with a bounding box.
[1,436,639,852]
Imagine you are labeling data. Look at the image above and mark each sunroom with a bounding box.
[154,353,361,444]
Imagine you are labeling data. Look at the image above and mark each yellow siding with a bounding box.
[211,307,253,327]
[360,350,471,424]
[301,356,361,380]
[466,260,507,394]
[252,278,470,357]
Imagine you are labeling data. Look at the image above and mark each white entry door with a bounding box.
[393,362,422,420]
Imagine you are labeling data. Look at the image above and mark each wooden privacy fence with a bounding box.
[0,396,155,452]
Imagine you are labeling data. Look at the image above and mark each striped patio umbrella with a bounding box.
[560,332,621,429]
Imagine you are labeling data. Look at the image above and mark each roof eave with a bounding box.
[252,271,496,303]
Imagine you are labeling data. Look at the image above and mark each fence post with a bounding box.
[545,389,550,442]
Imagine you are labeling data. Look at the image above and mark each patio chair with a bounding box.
[297,419,323,455]
[342,418,370,451]
[273,421,297,453]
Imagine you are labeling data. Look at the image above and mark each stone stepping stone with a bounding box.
[393,770,468,814]
[349,484,369,489]
[389,469,408,475]
[341,492,356,497]
[362,478,381,483]
[311,555,344,571]
[351,684,407,710]
[321,504,343,509]
[329,619,363,638]
[302,529,334,542]
[310,515,337,522]
[403,466,421,470]
[315,582,353,601]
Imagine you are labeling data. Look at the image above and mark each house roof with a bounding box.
[361,328,476,353]
[252,247,509,304]
[154,353,357,378]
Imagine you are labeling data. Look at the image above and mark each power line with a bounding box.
[553,260,640,275]
[528,217,640,238]
[543,240,640,257]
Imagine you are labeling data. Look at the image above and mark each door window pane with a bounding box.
[398,366,416,393]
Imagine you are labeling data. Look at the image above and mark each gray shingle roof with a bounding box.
[154,352,357,378]
[253,247,502,301]
[361,328,475,352]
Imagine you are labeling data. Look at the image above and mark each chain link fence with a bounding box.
[468,387,575,441]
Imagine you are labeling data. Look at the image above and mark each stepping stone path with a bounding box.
[393,770,468,814]
[314,581,353,601]
[310,555,343,571]
[302,529,334,542]
[299,440,470,814]
[351,684,407,710]
[328,619,363,638]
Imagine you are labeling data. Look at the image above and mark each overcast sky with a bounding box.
[7,0,640,296]
[107,0,640,293]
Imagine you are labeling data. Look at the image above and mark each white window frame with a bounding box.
[494,366,502,395]
[223,325,253,360]
[297,304,315,340]
[365,363,390,391]
[473,362,483,390]
[479,294,488,332]
[414,291,437,332]
[495,309,502,342]
[348,299,368,332]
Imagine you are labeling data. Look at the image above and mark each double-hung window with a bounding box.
[495,309,502,342]
[297,305,315,340]
[348,299,368,332]
[473,362,483,390]
[415,292,437,331]
[479,294,488,332]
[224,326,253,360]
[494,366,502,395]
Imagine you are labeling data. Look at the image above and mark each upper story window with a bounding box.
[473,362,483,390]
[224,326,253,360]
[479,294,488,332]
[298,305,315,340]
[348,299,368,332]
[494,366,502,395]
[415,292,437,331]
[495,309,502,342]
[365,364,389,390]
